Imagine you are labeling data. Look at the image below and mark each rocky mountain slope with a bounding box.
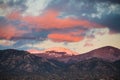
[0,46,120,80]
[43,46,120,63]
[67,46,120,63]
[0,49,61,75]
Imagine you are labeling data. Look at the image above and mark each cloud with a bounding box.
[0,0,27,17]
[92,0,120,4]
[0,0,120,53]
[7,11,21,20]
[91,3,120,19]
[21,10,105,30]
[88,33,120,49]
[23,0,52,16]
[47,0,120,19]
[98,14,120,32]
[4,10,107,41]
[0,26,27,39]
[0,39,15,46]
[85,28,110,37]
[23,32,120,54]
[48,33,83,42]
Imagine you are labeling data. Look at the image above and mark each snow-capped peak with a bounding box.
[27,47,78,58]
[44,47,78,56]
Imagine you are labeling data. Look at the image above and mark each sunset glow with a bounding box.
[0,0,120,53]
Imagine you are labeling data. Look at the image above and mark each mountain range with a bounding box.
[29,47,78,59]
[0,46,120,80]
[34,46,120,63]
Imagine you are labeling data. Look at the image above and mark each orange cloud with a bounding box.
[21,10,105,30]
[0,26,27,39]
[48,33,83,42]
[6,10,106,31]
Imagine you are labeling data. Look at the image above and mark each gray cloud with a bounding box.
[94,14,120,32]
[46,0,120,32]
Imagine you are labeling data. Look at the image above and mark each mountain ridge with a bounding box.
[33,46,120,63]
[29,47,78,59]
[0,49,61,75]
[0,46,120,80]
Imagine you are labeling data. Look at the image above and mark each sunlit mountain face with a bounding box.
[0,0,120,53]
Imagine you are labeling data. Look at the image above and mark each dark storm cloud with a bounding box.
[47,0,96,14]
[78,0,120,4]
[95,0,120,4]
[47,0,120,11]
[47,0,120,15]
[47,0,120,32]
[109,0,120,4]
[93,14,120,32]
[46,0,97,26]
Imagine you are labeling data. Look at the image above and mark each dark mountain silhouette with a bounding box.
[0,49,61,75]
[64,58,119,80]
[64,46,120,63]
[34,46,120,63]
[0,46,120,80]
[113,60,120,73]
[84,46,120,61]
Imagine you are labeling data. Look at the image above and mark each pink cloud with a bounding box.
[19,10,106,30]
[48,33,84,42]
[6,10,107,32]
[0,26,27,40]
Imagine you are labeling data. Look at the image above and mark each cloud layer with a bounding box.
[48,33,83,42]
[0,0,120,53]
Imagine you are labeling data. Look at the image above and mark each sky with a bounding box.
[0,0,120,54]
